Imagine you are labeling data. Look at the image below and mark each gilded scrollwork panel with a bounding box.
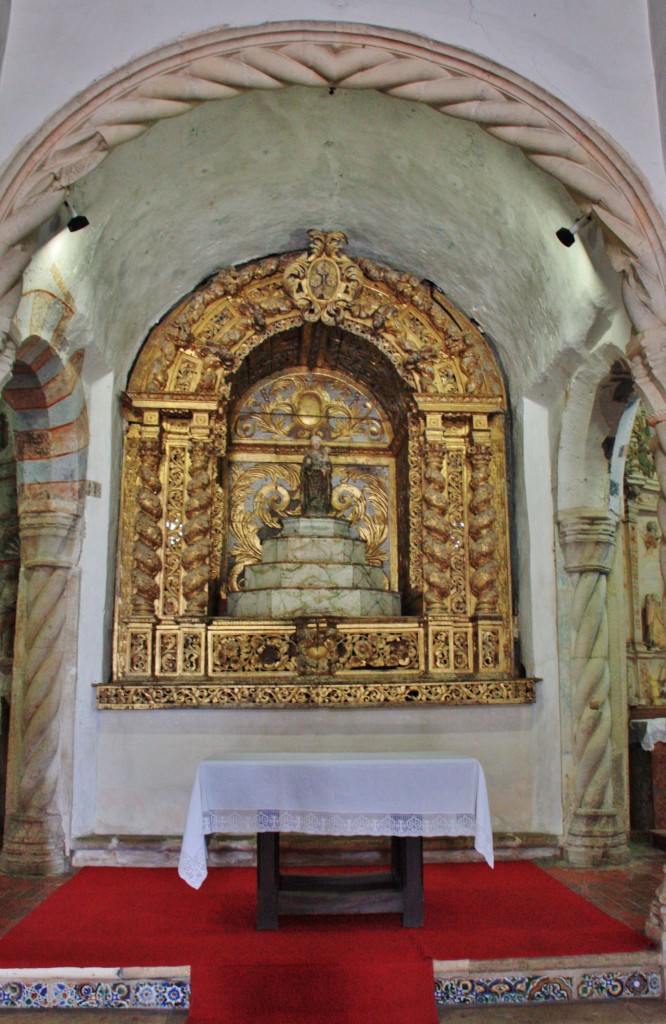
[225,457,395,593]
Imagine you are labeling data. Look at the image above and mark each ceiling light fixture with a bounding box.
[556,212,592,248]
[64,199,89,232]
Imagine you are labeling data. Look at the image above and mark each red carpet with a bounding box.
[0,862,651,1023]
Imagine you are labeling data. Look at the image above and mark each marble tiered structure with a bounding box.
[228,516,401,618]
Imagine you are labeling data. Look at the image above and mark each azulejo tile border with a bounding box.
[434,969,663,1006]
[0,977,190,1010]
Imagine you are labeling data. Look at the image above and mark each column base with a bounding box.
[564,809,630,867]
[0,812,68,875]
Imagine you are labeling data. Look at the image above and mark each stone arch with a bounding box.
[1,22,664,601]
[0,337,88,874]
[3,339,89,507]
[0,23,664,380]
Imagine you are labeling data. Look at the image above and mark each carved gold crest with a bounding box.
[284,230,363,324]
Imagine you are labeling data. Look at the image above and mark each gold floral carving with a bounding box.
[161,442,187,616]
[479,626,501,671]
[96,677,537,709]
[129,238,506,403]
[407,413,424,593]
[430,623,474,674]
[336,630,421,672]
[210,632,297,675]
[127,628,152,676]
[131,437,163,614]
[296,620,338,676]
[284,231,363,325]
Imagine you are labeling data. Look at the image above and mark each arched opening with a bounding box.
[223,325,410,615]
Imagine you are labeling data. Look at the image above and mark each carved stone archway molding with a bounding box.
[2,22,666,595]
[0,23,665,344]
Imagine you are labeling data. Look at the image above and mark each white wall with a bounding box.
[3,0,646,850]
[1,1,664,205]
[93,706,535,836]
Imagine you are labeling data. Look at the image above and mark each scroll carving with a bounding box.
[469,441,499,614]
[131,438,163,614]
[162,442,187,616]
[283,230,363,324]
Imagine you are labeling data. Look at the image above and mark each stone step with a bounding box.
[243,561,388,592]
[280,516,354,538]
[227,587,401,619]
[261,535,367,566]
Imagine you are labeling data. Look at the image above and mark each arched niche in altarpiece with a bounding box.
[100,231,536,709]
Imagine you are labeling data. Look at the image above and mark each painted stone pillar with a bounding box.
[630,334,666,622]
[0,508,82,875]
[558,508,628,866]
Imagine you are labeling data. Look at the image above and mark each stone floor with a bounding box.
[443,1002,666,1020]
[0,842,664,1021]
[0,1016,188,1023]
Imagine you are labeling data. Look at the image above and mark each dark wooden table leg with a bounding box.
[256,831,280,930]
[390,835,404,885]
[401,836,424,927]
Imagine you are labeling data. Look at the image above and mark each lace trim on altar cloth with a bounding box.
[178,850,209,890]
[202,808,478,838]
[179,810,494,887]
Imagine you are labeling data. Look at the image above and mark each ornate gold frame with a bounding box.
[102,231,535,708]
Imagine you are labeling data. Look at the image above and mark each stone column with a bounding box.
[0,508,82,875]
[630,334,666,622]
[558,508,629,866]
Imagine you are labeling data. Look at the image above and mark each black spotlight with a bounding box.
[65,199,89,232]
[556,212,591,247]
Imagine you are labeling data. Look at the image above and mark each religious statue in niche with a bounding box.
[300,435,332,516]
[643,593,666,649]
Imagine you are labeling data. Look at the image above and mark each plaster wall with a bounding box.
[91,706,535,837]
[1,1,664,206]
[14,87,626,845]
[35,88,625,400]
[5,11,642,850]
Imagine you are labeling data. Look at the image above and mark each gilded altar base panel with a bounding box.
[106,232,536,709]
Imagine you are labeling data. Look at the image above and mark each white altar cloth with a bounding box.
[630,718,666,751]
[178,752,494,889]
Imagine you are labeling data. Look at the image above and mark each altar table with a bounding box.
[178,753,493,929]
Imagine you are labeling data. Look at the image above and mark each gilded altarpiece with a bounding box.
[101,231,534,708]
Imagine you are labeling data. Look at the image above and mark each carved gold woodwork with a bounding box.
[225,455,394,594]
[109,231,531,708]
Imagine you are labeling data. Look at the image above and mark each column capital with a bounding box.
[18,508,83,570]
[558,507,618,575]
